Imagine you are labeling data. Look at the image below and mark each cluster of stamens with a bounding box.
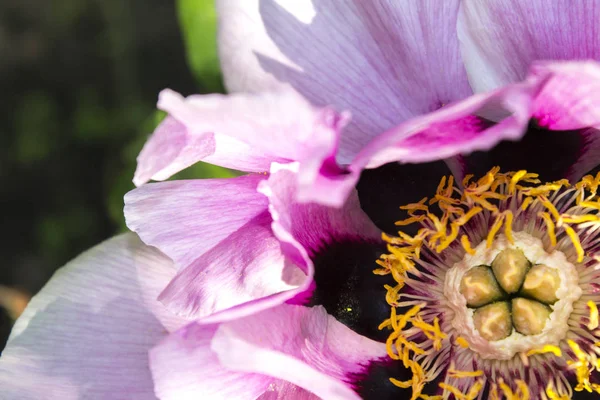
[373,168,600,399]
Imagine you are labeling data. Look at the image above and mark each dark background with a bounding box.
[0,0,209,350]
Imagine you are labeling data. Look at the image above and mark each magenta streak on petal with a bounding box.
[357,79,542,169]
[399,115,490,150]
[306,75,547,205]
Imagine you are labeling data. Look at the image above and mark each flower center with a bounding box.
[445,231,581,359]
[373,167,600,399]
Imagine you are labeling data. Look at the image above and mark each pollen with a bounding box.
[375,167,600,399]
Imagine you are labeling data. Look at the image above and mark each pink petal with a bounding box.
[0,234,188,400]
[150,305,387,400]
[530,61,600,130]
[133,116,216,187]
[156,88,340,166]
[129,164,380,322]
[458,0,600,92]
[149,324,272,400]
[126,173,313,322]
[138,88,350,206]
[124,175,268,268]
[217,0,471,162]
[213,305,387,399]
[157,211,309,322]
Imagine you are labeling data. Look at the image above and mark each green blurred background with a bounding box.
[0,0,231,350]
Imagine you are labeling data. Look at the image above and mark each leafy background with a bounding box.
[0,0,230,351]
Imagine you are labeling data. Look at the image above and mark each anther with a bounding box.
[473,301,512,341]
[511,298,551,336]
[459,266,505,308]
[491,249,530,294]
[520,265,561,304]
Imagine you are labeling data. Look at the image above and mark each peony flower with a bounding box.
[4,1,600,399]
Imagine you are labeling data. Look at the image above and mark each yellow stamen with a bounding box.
[468,194,499,212]
[563,225,585,262]
[435,176,447,198]
[521,196,534,211]
[545,382,570,400]
[504,210,514,244]
[396,215,426,226]
[568,339,588,360]
[462,174,474,187]
[526,345,562,357]
[509,170,528,194]
[580,200,600,210]
[438,382,466,399]
[539,212,557,246]
[439,380,484,400]
[540,196,561,221]
[418,395,442,400]
[498,378,530,400]
[455,336,470,348]
[390,306,399,331]
[435,224,459,253]
[390,377,413,389]
[454,206,483,227]
[447,367,484,379]
[400,197,429,213]
[383,284,403,306]
[561,214,600,224]
[466,380,484,400]
[489,384,500,400]
[577,172,600,199]
[460,235,476,255]
[412,316,446,350]
[520,180,568,196]
[397,304,422,329]
[486,213,505,248]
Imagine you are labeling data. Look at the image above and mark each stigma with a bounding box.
[374,168,600,399]
[446,231,580,359]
